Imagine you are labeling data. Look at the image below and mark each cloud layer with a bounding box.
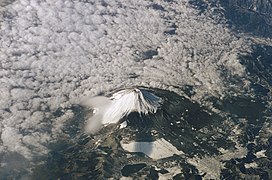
[0,0,265,177]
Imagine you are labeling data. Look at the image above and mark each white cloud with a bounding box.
[0,0,263,177]
[121,138,184,160]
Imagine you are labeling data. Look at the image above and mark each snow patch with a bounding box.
[82,88,161,134]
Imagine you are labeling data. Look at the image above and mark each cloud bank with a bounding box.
[0,0,267,177]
